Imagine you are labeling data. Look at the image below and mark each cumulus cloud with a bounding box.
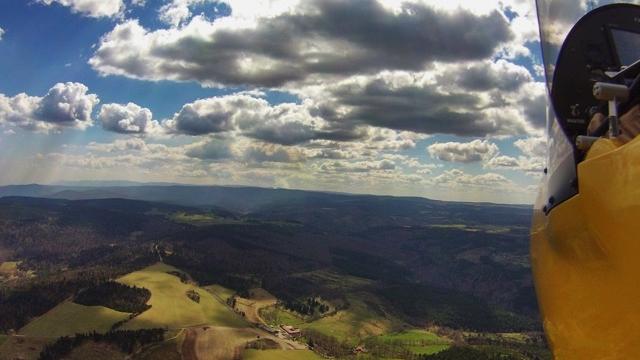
[427,140,498,163]
[486,155,520,168]
[38,0,124,18]
[484,136,546,175]
[311,69,540,137]
[85,0,543,139]
[0,82,99,132]
[0,27,5,41]
[87,138,148,152]
[514,136,546,158]
[165,95,249,135]
[158,0,216,27]
[184,137,233,160]
[99,102,160,134]
[90,0,512,87]
[438,59,532,92]
[434,168,513,188]
[243,143,305,163]
[163,93,363,144]
[319,159,396,173]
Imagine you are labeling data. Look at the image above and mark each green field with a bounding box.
[0,335,7,346]
[377,330,451,355]
[204,284,236,302]
[0,261,18,273]
[243,349,323,360]
[300,294,395,344]
[260,306,305,327]
[170,212,219,225]
[19,302,130,338]
[117,263,247,330]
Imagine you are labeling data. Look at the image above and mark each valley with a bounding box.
[0,185,549,359]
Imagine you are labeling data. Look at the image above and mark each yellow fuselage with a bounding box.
[532,136,640,359]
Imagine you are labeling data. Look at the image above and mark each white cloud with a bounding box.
[242,142,306,163]
[433,168,513,188]
[0,82,99,132]
[158,0,216,27]
[184,136,234,160]
[164,94,255,135]
[87,138,148,152]
[319,159,397,173]
[38,0,124,18]
[89,1,512,87]
[437,59,532,92]
[514,136,547,158]
[163,93,365,144]
[484,136,547,175]
[0,27,5,41]
[99,102,161,134]
[486,155,520,168]
[428,140,498,163]
[302,67,542,137]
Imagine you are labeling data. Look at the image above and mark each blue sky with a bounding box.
[0,0,548,204]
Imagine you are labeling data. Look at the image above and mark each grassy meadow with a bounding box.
[243,349,323,360]
[204,284,236,302]
[19,302,130,338]
[117,263,247,330]
[300,294,395,343]
[377,329,452,355]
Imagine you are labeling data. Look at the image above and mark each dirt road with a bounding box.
[233,288,277,325]
[181,328,198,360]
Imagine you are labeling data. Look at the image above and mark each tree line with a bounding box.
[280,297,329,316]
[38,328,165,360]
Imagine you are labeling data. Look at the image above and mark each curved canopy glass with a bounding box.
[537,0,640,92]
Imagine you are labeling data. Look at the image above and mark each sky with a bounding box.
[0,0,550,204]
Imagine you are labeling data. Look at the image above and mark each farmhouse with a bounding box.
[280,325,301,337]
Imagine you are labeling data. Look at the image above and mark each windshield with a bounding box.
[537,0,640,91]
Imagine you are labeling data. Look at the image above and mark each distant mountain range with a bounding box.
[0,183,530,214]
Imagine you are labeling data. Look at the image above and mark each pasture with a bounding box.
[0,335,51,360]
[377,329,451,355]
[260,306,305,327]
[300,293,395,343]
[243,349,322,360]
[117,263,247,330]
[204,284,236,302]
[19,302,130,338]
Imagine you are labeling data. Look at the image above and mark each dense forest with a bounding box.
[74,281,151,313]
[280,297,330,316]
[0,278,97,332]
[38,328,165,360]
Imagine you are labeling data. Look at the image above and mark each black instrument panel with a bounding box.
[551,4,640,141]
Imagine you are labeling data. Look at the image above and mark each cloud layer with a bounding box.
[428,140,498,163]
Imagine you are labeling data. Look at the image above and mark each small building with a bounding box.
[280,325,301,337]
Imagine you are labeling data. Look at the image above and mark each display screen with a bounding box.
[611,28,640,66]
